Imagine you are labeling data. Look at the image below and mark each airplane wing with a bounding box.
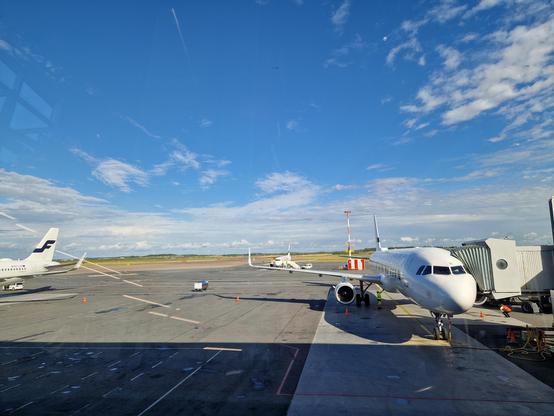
[248,249,382,284]
[40,252,86,275]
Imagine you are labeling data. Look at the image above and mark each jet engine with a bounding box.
[335,282,355,304]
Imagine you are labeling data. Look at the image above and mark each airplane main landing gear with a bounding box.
[356,282,372,307]
[431,312,453,342]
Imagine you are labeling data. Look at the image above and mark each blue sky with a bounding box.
[0,0,553,257]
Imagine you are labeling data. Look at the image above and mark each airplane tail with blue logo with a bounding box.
[24,228,59,264]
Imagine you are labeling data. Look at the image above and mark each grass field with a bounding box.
[60,250,375,266]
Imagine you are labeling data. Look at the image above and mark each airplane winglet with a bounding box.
[248,248,253,267]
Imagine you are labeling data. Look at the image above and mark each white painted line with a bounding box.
[81,371,97,380]
[1,359,17,366]
[0,384,20,393]
[11,401,33,412]
[130,352,142,358]
[50,384,69,395]
[30,351,44,357]
[82,265,120,280]
[123,279,144,287]
[151,361,163,369]
[123,295,170,308]
[136,350,222,416]
[169,315,199,325]
[107,360,121,368]
[148,311,169,318]
[102,387,121,398]
[203,347,242,352]
[70,403,91,415]
[131,372,144,382]
[168,352,178,359]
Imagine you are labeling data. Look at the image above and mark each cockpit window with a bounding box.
[421,265,432,275]
[451,265,466,275]
[433,266,451,275]
[416,265,425,275]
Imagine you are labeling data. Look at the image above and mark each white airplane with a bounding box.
[248,216,476,341]
[0,228,85,288]
[269,244,312,269]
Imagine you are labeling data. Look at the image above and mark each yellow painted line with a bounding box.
[203,347,242,352]
[124,295,170,308]
[382,292,433,337]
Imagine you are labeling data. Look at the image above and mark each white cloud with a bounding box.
[200,118,213,128]
[199,169,229,188]
[436,45,462,70]
[402,16,554,132]
[286,119,299,130]
[93,159,149,193]
[256,171,311,193]
[400,236,419,243]
[386,37,422,66]
[324,34,366,68]
[465,0,503,17]
[72,149,149,193]
[122,116,161,139]
[366,163,389,171]
[331,0,351,31]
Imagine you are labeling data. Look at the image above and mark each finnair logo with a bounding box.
[33,240,56,253]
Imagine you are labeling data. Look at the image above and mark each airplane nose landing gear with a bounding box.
[431,312,452,342]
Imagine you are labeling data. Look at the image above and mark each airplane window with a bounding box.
[416,265,425,275]
[451,266,465,274]
[421,266,432,275]
[433,266,451,275]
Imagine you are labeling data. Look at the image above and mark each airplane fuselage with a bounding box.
[0,260,49,280]
[369,247,476,315]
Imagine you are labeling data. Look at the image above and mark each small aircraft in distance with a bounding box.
[248,216,476,341]
[0,228,85,289]
[269,244,312,269]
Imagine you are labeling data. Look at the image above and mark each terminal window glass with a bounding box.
[433,266,451,275]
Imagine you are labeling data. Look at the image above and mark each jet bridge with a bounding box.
[451,239,554,309]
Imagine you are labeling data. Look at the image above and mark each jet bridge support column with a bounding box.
[548,196,554,244]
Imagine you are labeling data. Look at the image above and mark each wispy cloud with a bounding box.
[199,169,229,188]
[324,34,367,68]
[72,149,149,193]
[200,118,213,128]
[331,0,351,32]
[286,119,299,131]
[122,116,161,139]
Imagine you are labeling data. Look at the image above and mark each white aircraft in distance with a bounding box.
[0,228,85,289]
[269,244,312,269]
[248,216,476,341]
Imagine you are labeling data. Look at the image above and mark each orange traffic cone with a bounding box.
[82,297,88,304]
[479,311,485,320]
[344,307,350,317]
[235,296,240,304]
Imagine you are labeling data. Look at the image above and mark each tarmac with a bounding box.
[0,262,553,415]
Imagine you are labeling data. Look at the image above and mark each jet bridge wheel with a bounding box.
[363,293,370,307]
[355,294,362,307]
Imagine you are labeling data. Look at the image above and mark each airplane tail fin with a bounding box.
[24,228,59,264]
[373,216,385,252]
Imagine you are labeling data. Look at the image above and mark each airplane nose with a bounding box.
[443,275,477,314]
